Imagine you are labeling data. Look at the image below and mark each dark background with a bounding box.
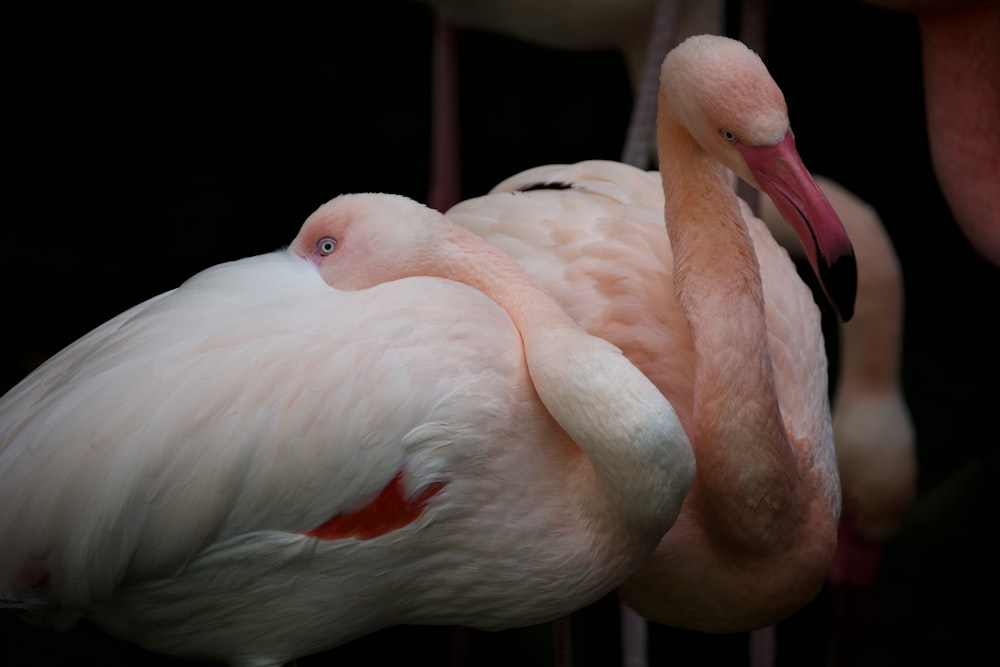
[3,1,997,665]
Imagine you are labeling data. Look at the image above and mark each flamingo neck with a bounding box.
[656,100,800,546]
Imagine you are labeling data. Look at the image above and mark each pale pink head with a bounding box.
[662,35,857,321]
[289,193,464,290]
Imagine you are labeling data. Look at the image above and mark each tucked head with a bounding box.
[290,193,460,290]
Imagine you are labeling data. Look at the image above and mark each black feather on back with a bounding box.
[516,181,575,193]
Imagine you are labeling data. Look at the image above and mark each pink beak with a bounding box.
[737,131,857,322]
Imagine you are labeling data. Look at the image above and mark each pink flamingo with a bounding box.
[447,33,856,640]
[0,193,696,665]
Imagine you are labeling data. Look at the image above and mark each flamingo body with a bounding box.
[0,194,694,666]
[447,34,857,632]
[449,159,837,630]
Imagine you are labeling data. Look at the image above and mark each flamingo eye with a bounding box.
[316,237,337,255]
[721,129,737,143]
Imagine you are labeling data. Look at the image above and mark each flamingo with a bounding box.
[426,1,911,661]
[446,32,857,641]
[0,193,696,666]
[423,5,826,664]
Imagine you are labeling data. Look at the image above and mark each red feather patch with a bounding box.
[305,472,445,541]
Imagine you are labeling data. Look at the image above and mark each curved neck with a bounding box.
[441,224,694,539]
[656,94,800,546]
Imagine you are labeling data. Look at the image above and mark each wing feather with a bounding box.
[0,250,524,605]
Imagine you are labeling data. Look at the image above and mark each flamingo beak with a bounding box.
[737,131,857,322]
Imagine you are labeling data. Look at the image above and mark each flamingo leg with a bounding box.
[428,16,462,212]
